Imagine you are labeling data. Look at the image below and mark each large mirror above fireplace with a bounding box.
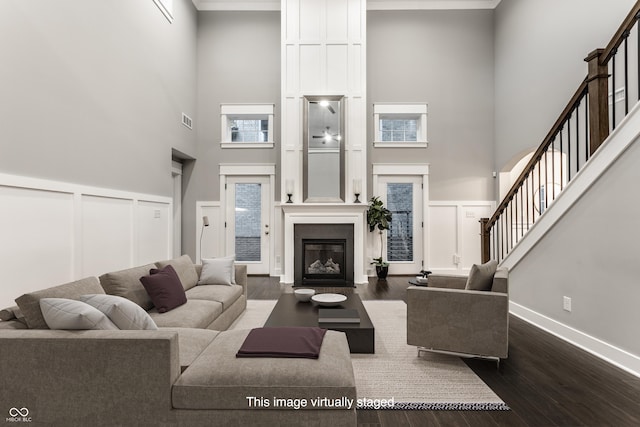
[303,95,345,203]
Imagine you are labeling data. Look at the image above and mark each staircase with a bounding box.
[481,2,640,263]
[481,2,640,377]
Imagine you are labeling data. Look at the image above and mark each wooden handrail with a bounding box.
[601,1,640,64]
[484,80,588,230]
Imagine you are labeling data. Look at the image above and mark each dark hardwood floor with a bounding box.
[246,275,640,427]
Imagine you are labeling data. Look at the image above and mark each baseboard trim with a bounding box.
[510,301,640,379]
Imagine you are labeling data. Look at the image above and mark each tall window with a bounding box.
[234,183,262,262]
[386,183,414,262]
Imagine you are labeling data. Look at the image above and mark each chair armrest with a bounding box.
[406,286,509,358]
[426,274,467,289]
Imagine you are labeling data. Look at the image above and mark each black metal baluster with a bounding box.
[552,137,556,201]
[544,148,549,212]
[560,128,564,190]
[624,33,629,115]
[612,49,617,130]
[568,119,572,182]
[520,186,524,240]
[585,92,590,163]
[575,102,580,171]
[525,173,530,231]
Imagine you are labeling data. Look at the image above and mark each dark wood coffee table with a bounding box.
[264,293,375,353]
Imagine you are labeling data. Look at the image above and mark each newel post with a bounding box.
[480,218,490,263]
[585,49,610,154]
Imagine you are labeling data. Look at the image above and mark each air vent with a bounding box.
[182,113,193,130]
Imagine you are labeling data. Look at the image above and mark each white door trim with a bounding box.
[219,164,275,275]
[372,164,430,275]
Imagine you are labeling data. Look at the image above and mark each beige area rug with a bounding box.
[229,299,509,410]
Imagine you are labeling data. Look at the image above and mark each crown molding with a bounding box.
[193,0,502,12]
[193,0,280,11]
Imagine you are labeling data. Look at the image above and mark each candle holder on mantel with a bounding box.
[286,179,294,203]
[353,179,362,203]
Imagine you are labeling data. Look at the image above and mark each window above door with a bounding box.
[220,104,275,149]
[373,103,428,148]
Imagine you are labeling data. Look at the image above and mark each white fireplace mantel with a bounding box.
[281,204,369,285]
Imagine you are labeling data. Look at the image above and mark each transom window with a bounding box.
[221,104,274,148]
[374,103,428,148]
[380,118,418,142]
[231,119,268,142]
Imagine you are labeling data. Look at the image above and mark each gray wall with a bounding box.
[0,0,198,196]
[494,0,635,172]
[367,10,495,201]
[509,133,640,356]
[182,11,281,259]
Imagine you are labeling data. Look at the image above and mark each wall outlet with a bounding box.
[154,209,161,219]
[465,211,475,218]
[563,296,572,312]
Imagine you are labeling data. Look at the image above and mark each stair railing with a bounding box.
[481,2,640,263]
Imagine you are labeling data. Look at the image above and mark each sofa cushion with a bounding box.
[99,264,156,310]
[81,294,158,330]
[15,276,105,329]
[40,298,119,330]
[198,256,236,286]
[172,329,356,410]
[185,285,243,310]
[465,260,498,291]
[160,327,220,371]
[140,265,187,313]
[155,255,199,291]
[148,300,223,329]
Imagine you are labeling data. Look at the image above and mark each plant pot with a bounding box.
[376,265,389,279]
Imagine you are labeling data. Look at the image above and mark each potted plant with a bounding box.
[367,196,392,279]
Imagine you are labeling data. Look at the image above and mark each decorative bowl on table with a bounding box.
[311,293,347,307]
[294,288,316,302]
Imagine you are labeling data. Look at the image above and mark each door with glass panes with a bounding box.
[225,177,270,274]
[377,176,424,275]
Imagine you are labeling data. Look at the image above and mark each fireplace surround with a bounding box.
[282,204,368,286]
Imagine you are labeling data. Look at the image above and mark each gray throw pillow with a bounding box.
[465,260,498,291]
[155,255,199,291]
[81,294,158,330]
[39,298,119,330]
[198,256,236,286]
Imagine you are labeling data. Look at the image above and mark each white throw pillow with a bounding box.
[39,298,119,330]
[80,294,158,330]
[198,255,236,286]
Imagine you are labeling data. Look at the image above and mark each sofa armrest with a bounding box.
[234,263,248,295]
[0,330,181,425]
[406,286,509,358]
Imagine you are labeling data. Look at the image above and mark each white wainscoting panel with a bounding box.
[428,201,495,274]
[0,173,172,308]
[138,201,172,265]
[81,196,134,277]
[0,186,75,307]
[196,202,222,261]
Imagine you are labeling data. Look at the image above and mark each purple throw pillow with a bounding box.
[139,265,187,313]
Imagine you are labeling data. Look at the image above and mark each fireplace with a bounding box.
[302,239,346,284]
[294,224,354,287]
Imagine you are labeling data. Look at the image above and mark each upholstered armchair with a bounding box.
[406,267,509,362]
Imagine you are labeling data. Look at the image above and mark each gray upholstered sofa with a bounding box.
[0,255,357,426]
[407,268,509,362]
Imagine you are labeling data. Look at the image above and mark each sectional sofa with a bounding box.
[0,255,357,426]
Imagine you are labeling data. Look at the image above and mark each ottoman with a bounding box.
[172,328,357,426]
